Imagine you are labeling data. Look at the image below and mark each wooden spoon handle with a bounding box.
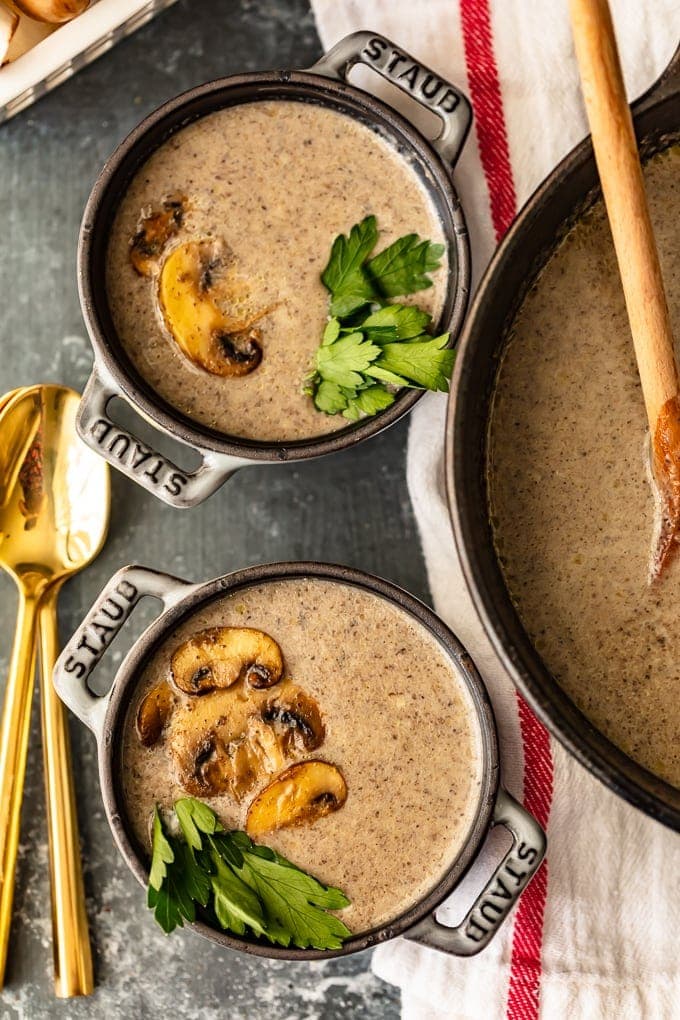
[39,585,94,997]
[569,0,677,429]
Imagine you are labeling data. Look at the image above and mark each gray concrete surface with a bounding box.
[0,0,435,1016]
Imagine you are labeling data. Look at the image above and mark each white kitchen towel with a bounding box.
[309,3,680,1018]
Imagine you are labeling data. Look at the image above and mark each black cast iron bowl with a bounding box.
[447,48,680,830]
[76,30,472,509]
[54,561,545,959]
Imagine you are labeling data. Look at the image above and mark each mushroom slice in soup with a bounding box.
[157,675,326,801]
[129,195,185,277]
[158,240,263,376]
[136,680,176,747]
[167,698,283,800]
[261,681,325,753]
[166,688,253,796]
[171,626,284,695]
[246,760,347,836]
[222,717,288,800]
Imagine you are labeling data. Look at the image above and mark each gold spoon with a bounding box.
[0,385,109,993]
[0,385,108,994]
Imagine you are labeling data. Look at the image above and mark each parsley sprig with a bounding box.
[147,798,352,950]
[307,215,453,420]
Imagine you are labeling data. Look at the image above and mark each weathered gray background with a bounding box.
[0,1,432,1016]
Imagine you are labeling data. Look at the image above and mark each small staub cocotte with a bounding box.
[121,577,483,943]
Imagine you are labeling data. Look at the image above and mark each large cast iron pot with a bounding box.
[447,48,680,830]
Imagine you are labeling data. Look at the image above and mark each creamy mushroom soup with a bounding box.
[106,100,447,443]
[488,146,680,786]
[121,578,483,934]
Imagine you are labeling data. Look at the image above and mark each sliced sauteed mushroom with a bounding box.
[262,680,325,753]
[217,717,287,801]
[221,736,259,801]
[136,680,176,747]
[158,240,263,376]
[246,761,347,837]
[136,626,336,806]
[246,716,287,774]
[166,688,253,796]
[139,670,326,802]
[171,627,283,695]
[129,195,185,277]
[166,690,292,800]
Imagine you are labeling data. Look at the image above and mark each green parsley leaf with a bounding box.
[232,837,351,951]
[361,303,432,339]
[316,332,380,389]
[377,334,454,391]
[208,838,267,937]
[343,385,396,421]
[367,235,445,297]
[321,318,341,346]
[147,821,198,934]
[229,830,255,852]
[149,807,174,891]
[146,801,352,950]
[364,364,414,388]
[175,796,222,850]
[209,831,244,869]
[306,217,452,421]
[148,875,193,935]
[359,325,398,344]
[313,379,350,414]
[174,839,211,906]
[321,216,379,317]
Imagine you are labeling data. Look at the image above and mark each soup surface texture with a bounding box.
[106,100,446,443]
[121,578,483,934]
[488,147,680,786]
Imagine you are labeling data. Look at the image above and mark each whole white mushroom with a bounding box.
[0,4,18,65]
[9,0,89,24]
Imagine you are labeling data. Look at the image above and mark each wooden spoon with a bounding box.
[569,0,679,579]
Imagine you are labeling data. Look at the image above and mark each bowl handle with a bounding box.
[310,30,472,167]
[53,565,197,740]
[76,364,248,508]
[405,787,546,956]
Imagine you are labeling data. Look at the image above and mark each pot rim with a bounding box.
[446,69,680,829]
[78,67,470,462]
[98,560,499,959]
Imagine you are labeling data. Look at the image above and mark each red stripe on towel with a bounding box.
[459,3,555,1018]
[506,701,554,1019]
[459,0,516,241]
